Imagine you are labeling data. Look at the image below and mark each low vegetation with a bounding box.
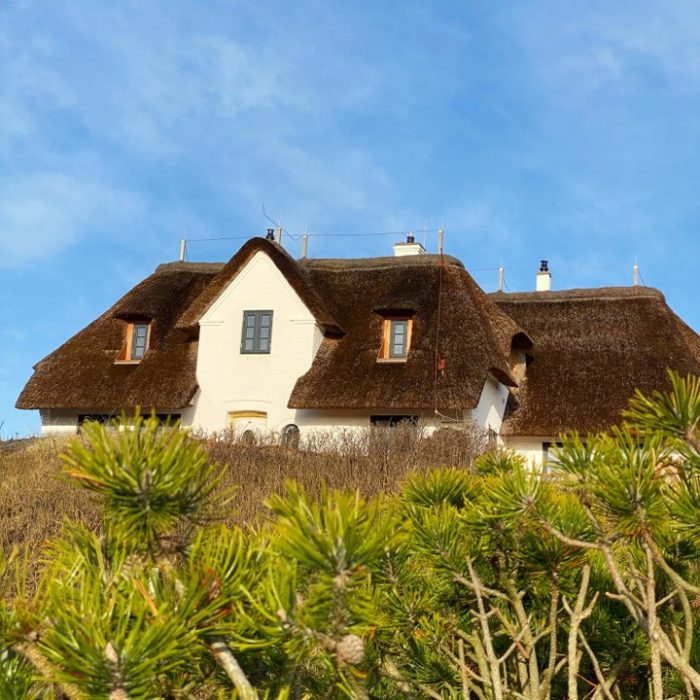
[3,374,700,698]
[0,422,486,583]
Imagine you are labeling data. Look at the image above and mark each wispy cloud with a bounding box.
[0,174,144,267]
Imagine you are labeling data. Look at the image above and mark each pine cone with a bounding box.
[336,634,365,665]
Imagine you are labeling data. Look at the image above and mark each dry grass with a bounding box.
[208,423,487,523]
[0,423,486,573]
[0,437,102,583]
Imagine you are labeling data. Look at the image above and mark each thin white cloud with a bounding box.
[0,174,144,267]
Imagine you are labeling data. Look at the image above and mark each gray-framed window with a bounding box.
[389,319,409,357]
[241,311,273,354]
[131,323,149,360]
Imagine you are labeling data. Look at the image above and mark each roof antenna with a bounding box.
[302,226,309,258]
[277,220,283,246]
[633,258,639,286]
[179,238,187,262]
[498,261,504,292]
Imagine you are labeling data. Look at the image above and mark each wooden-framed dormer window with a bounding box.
[130,323,150,360]
[116,322,151,363]
[378,317,413,362]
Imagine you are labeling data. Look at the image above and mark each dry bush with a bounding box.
[0,437,103,589]
[0,422,488,582]
[204,421,489,524]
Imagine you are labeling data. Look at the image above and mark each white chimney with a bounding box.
[536,260,551,291]
[393,233,426,257]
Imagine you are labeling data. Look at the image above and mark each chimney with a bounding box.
[536,260,551,291]
[393,232,426,257]
[265,228,275,241]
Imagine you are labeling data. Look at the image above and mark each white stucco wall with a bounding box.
[39,409,79,436]
[501,436,559,469]
[470,374,509,434]
[190,251,323,433]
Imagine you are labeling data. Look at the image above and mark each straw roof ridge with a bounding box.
[490,285,664,304]
[298,254,464,271]
[155,261,226,274]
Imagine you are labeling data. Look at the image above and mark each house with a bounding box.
[16,235,700,464]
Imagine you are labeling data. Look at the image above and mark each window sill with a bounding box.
[376,357,408,364]
[114,360,142,365]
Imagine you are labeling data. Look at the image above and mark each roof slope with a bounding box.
[492,287,700,436]
[16,265,218,411]
[288,255,524,411]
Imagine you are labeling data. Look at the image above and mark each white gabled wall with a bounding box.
[470,374,509,435]
[190,250,322,433]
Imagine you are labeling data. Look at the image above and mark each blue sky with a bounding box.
[2,1,700,437]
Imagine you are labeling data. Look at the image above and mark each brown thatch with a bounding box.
[16,264,218,411]
[29,237,694,432]
[177,237,342,334]
[491,287,700,437]
[288,255,525,411]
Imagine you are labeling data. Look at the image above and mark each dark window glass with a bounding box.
[131,323,149,360]
[370,415,419,427]
[78,414,114,425]
[390,319,408,357]
[241,311,274,354]
[154,413,181,427]
[281,423,300,448]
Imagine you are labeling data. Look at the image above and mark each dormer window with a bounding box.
[130,323,150,360]
[116,322,151,363]
[378,317,413,362]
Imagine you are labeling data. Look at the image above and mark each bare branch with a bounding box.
[209,638,256,699]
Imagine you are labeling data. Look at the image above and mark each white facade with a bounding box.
[502,436,558,468]
[470,374,509,435]
[188,251,323,434]
[40,409,82,436]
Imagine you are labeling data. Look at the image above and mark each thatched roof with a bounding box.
[22,236,697,432]
[16,264,218,411]
[491,287,700,437]
[288,255,524,411]
[17,239,527,415]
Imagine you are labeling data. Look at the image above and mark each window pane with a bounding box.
[390,320,408,357]
[131,324,149,360]
[241,311,273,353]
